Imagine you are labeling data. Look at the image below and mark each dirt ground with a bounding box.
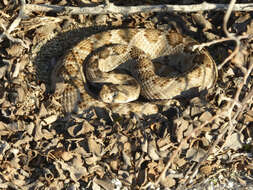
[0,0,252,189]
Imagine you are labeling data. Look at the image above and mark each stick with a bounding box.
[23,2,253,15]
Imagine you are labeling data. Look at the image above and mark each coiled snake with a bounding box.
[51,29,217,115]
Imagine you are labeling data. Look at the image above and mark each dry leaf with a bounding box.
[148,139,160,160]
[0,62,8,79]
[200,165,212,176]
[186,147,206,162]
[223,132,243,151]
[192,13,213,31]
[160,176,176,188]
[88,135,103,156]
[93,178,114,190]
[199,111,213,122]
[42,115,58,125]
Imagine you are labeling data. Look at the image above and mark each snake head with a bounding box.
[100,85,117,103]
[100,83,140,103]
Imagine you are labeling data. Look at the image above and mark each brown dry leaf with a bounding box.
[123,141,131,151]
[88,134,103,156]
[46,180,65,190]
[34,118,55,140]
[14,135,33,148]
[137,166,147,187]
[42,128,55,140]
[200,136,210,147]
[109,159,119,171]
[106,137,118,155]
[54,161,67,181]
[68,123,86,137]
[48,147,65,160]
[33,22,59,44]
[233,13,251,34]
[55,155,88,182]
[200,165,212,176]
[236,176,247,186]
[174,118,189,143]
[186,147,206,162]
[0,141,10,155]
[156,160,165,173]
[157,136,172,158]
[1,150,23,184]
[6,43,25,57]
[175,158,187,167]
[82,120,95,134]
[44,168,54,181]
[122,150,132,166]
[92,181,102,190]
[148,139,160,160]
[0,62,8,79]
[245,110,253,122]
[160,175,176,188]
[199,111,213,122]
[86,154,102,165]
[188,97,206,117]
[204,31,219,41]
[73,145,90,158]
[246,19,253,35]
[147,162,157,181]
[231,47,247,68]
[42,115,58,125]
[192,13,213,31]
[157,136,172,151]
[38,103,48,118]
[16,87,25,103]
[141,135,148,153]
[0,122,13,136]
[11,60,22,78]
[118,169,133,184]
[223,132,243,151]
[89,165,105,178]
[93,178,115,190]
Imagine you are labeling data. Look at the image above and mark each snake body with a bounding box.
[51,29,217,115]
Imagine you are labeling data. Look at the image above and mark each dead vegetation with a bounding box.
[0,0,252,189]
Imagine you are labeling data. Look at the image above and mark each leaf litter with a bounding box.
[0,0,252,189]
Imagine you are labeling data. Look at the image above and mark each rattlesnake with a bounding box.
[51,28,217,115]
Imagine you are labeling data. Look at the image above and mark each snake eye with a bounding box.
[113,91,118,98]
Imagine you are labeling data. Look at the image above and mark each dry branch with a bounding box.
[23,2,253,15]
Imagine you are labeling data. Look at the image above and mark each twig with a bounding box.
[219,57,253,150]
[0,0,28,48]
[237,59,253,120]
[153,114,220,187]
[192,34,252,53]
[185,0,253,186]
[184,51,253,189]
[217,0,240,70]
[183,0,239,185]
[23,2,253,15]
